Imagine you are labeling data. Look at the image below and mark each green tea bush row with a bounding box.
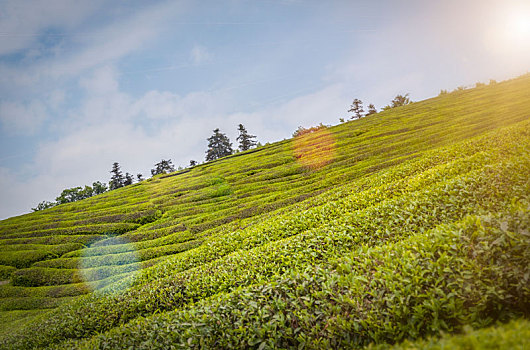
[0,243,82,253]
[33,238,201,270]
[11,254,170,287]
[1,223,140,240]
[0,242,84,268]
[0,296,76,312]
[0,201,155,236]
[0,282,91,298]
[62,230,196,258]
[367,318,530,350]
[0,235,102,247]
[0,266,15,280]
[0,209,157,236]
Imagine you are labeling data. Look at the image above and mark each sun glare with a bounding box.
[486,5,530,57]
[509,14,530,40]
[513,16,530,37]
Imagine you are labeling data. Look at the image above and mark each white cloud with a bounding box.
[0,100,47,135]
[41,1,184,80]
[48,89,66,110]
[0,0,103,56]
[0,1,185,89]
[79,66,119,95]
[190,45,212,65]
[0,167,46,219]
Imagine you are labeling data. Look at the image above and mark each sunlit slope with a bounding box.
[0,75,529,348]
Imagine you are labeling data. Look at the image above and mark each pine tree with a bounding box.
[32,201,56,212]
[383,94,412,110]
[366,104,377,116]
[151,159,175,176]
[348,98,364,119]
[236,124,257,151]
[205,128,233,161]
[390,93,411,107]
[109,162,125,190]
[124,172,134,186]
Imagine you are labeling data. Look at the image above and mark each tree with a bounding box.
[79,185,94,199]
[137,173,144,182]
[109,162,125,190]
[56,187,83,204]
[205,128,233,161]
[292,123,327,137]
[32,181,106,212]
[151,159,175,176]
[92,181,107,195]
[348,98,364,119]
[32,201,56,212]
[365,104,377,116]
[124,172,134,186]
[391,94,411,107]
[189,160,197,167]
[236,124,257,151]
[382,93,412,110]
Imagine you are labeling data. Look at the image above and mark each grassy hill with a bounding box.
[0,75,529,349]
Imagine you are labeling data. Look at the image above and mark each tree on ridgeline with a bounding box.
[124,172,134,186]
[92,181,107,195]
[33,180,108,211]
[55,181,109,204]
[365,104,377,116]
[205,128,233,161]
[189,160,197,167]
[32,201,56,212]
[348,98,364,119]
[151,159,176,176]
[236,124,257,151]
[137,173,144,182]
[391,93,411,107]
[109,162,125,190]
[292,123,328,137]
[55,187,83,204]
[383,93,412,110]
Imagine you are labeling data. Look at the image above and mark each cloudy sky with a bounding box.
[1,0,529,219]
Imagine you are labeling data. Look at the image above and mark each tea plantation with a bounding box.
[0,75,529,349]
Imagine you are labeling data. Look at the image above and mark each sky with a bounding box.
[1,0,529,219]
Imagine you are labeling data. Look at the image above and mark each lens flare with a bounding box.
[293,127,337,170]
[78,235,140,296]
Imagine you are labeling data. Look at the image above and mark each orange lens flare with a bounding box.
[293,127,337,170]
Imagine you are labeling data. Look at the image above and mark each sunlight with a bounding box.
[508,13,530,41]
[484,4,530,59]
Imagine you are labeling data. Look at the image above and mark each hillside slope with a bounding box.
[0,75,529,349]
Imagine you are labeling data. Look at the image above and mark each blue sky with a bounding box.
[1,0,529,219]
